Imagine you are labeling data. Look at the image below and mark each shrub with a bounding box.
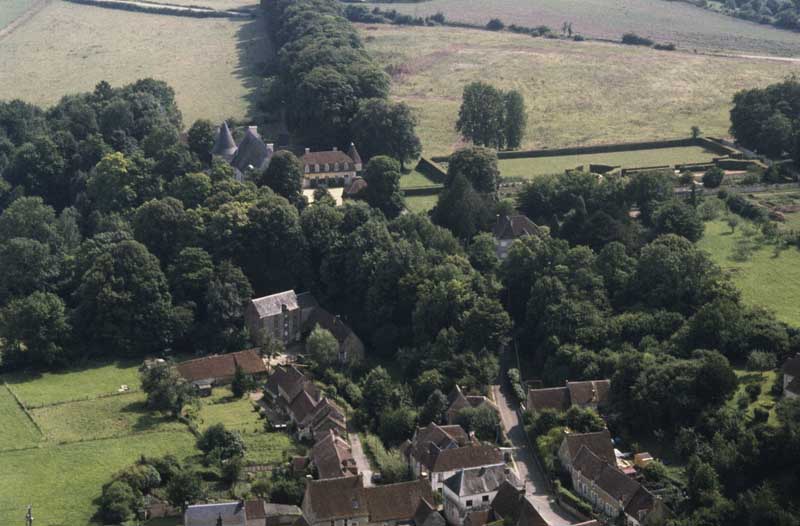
[747,351,777,371]
[745,383,761,402]
[702,167,725,188]
[554,480,593,516]
[654,43,676,50]
[486,18,505,30]
[621,32,654,46]
[362,433,412,484]
[507,368,526,404]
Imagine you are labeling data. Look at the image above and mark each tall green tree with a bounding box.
[432,173,492,240]
[0,292,71,368]
[445,146,499,194]
[456,82,506,148]
[503,90,527,149]
[187,119,216,164]
[350,98,421,168]
[363,155,404,218]
[258,150,304,206]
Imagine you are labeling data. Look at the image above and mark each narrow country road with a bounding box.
[348,430,373,487]
[493,384,576,526]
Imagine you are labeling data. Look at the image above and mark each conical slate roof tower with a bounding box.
[211,121,237,160]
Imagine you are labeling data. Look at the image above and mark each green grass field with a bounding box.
[405,194,438,214]
[241,431,300,465]
[0,1,265,125]
[361,24,800,156]
[0,384,41,451]
[498,146,717,178]
[196,387,262,432]
[3,360,143,408]
[30,392,186,443]
[0,0,35,31]
[0,431,197,526]
[747,190,800,230]
[361,0,800,57]
[699,218,800,327]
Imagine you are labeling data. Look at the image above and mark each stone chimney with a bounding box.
[305,147,311,154]
[332,146,338,151]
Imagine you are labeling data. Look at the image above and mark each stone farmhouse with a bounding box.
[301,144,363,189]
[491,214,538,260]
[175,349,268,394]
[783,354,800,398]
[245,290,364,363]
[310,429,358,480]
[442,465,521,526]
[212,122,275,179]
[245,290,318,346]
[446,385,500,425]
[400,423,505,494]
[301,476,439,526]
[526,379,611,414]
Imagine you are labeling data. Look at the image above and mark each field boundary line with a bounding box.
[0,0,52,42]
[25,388,142,409]
[2,382,44,439]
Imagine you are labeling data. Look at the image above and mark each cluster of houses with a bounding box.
[527,380,667,525]
[211,121,367,197]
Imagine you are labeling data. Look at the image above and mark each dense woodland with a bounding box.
[0,0,799,523]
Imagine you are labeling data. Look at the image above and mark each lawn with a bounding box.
[30,392,186,443]
[0,1,266,125]
[0,431,197,526]
[361,0,800,57]
[498,146,717,179]
[0,0,35,31]
[728,369,781,426]
[360,24,800,156]
[405,194,438,214]
[400,169,440,189]
[196,387,263,432]
[0,384,41,451]
[3,359,143,408]
[241,431,300,465]
[747,190,800,231]
[698,218,800,327]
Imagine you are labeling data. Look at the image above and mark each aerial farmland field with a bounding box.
[361,24,800,156]
[362,0,800,57]
[0,1,265,124]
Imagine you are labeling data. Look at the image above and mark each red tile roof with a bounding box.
[176,350,267,383]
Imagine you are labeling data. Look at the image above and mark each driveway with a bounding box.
[492,384,576,526]
[348,430,373,487]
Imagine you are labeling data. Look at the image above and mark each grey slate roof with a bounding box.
[250,291,317,319]
[184,501,246,526]
[492,214,538,240]
[784,354,800,377]
[444,464,519,497]
[212,121,237,158]
[231,127,272,174]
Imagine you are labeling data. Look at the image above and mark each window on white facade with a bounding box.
[482,495,489,502]
[466,500,473,508]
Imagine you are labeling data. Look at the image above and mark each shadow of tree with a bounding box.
[234,10,287,137]
[120,399,178,432]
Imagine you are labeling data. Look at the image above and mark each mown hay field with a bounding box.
[361,24,800,156]
[699,219,800,327]
[498,145,717,178]
[362,0,800,57]
[0,1,265,125]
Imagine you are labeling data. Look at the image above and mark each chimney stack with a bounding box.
[305,147,311,154]
[332,146,338,151]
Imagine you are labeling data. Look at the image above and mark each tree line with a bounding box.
[730,77,800,160]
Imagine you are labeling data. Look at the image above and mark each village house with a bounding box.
[184,501,246,526]
[245,290,319,346]
[298,397,347,440]
[557,429,615,473]
[526,379,611,414]
[301,475,437,526]
[401,423,504,494]
[310,429,358,480]
[491,214,539,260]
[442,465,521,526]
[301,144,362,189]
[569,446,667,526]
[176,349,268,394]
[456,481,559,526]
[446,385,500,425]
[247,502,303,526]
[783,354,800,398]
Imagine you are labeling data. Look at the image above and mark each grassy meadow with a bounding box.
[405,194,438,214]
[361,0,800,57]
[0,1,266,124]
[0,361,297,524]
[498,146,717,179]
[728,369,781,426]
[361,24,800,156]
[699,218,800,327]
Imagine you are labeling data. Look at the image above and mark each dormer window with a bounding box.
[334,162,339,171]
[324,163,330,171]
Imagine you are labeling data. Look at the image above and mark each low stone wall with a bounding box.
[415,157,447,182]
